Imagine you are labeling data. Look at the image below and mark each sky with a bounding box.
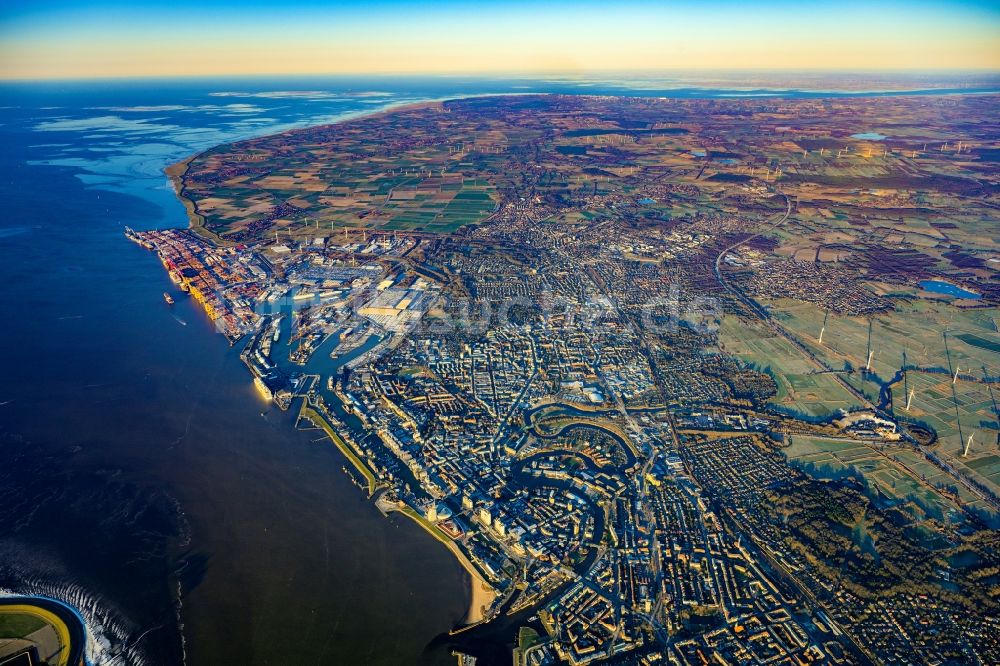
[1,0,999,79]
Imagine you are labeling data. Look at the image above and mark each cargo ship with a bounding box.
[168,269,188,290]
[163,292,175,305]
[254,376,273,401]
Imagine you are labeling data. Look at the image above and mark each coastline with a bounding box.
[165,97,450,245]
[298,402,379,496]
[7,76,999,666]
[378,499,498,625]
[302,399,498,625]
[304,395,498,624]
[161,96,498,631]
[164,157,227,247]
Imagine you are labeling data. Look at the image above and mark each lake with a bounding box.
[919,279,982,299]
[851,132,888,140]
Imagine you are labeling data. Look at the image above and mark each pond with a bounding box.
[919,279,981,300]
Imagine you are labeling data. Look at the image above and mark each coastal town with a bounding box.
[132,94,1000,666]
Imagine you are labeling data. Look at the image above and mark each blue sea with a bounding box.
[1,73,998,665]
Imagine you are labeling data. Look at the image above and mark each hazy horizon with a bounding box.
[2,0,998,80]
[2,69,1000,88]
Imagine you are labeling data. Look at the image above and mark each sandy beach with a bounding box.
[375,494,498,625]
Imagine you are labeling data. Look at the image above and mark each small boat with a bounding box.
[163,292,175,305]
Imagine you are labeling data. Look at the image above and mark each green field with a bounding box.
[891,448,996,517]
[718,315,862,418]
[783,435,966,523]
[767,297,1000,384]
[891,371,997,442]
[887,365,1000,502]
[178,105,506,241]
[0,612,46,638]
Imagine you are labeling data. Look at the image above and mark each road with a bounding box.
[713,192,1000,514]
[713,192,877,409]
